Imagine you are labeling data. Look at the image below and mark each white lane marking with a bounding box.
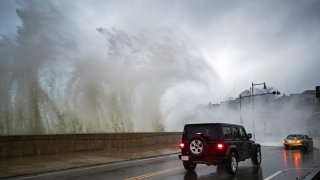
[264,168,315,180]
[264,170,282,180]
[12,154,178,180]
[263,167,316,180]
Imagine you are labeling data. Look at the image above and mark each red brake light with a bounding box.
[217,143,224,150]
[196,132,202,135]
[297,140,302,144]
[179,143,185,149]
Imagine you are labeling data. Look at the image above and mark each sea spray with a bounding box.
[0,1,215,135]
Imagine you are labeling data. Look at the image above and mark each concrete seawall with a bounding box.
[0,132,182,158]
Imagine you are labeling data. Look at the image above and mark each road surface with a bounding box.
[10,146,320,180]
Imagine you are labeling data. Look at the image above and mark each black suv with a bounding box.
[178,123,261,175]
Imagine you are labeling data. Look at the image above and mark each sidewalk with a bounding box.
[0,145,180,179]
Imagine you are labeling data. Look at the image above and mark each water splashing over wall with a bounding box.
[0,1,215,135]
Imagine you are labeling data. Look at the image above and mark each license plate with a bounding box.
[181,156,189,161]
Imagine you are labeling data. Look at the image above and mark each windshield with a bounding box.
[286,135,304,140]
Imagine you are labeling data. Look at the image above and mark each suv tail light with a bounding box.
[217,143,224,150]
[297,140,302,144]
[179,143,185,149]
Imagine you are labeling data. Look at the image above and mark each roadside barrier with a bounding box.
[0,132,182,158]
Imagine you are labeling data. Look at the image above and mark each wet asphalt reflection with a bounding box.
[27,146,320,180]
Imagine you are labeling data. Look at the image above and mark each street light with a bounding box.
[239,94,244,126]
[272,90,280,95]
[251,82,266,141]
[239,84,280,141]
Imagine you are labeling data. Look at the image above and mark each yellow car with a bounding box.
[283,134,313,151]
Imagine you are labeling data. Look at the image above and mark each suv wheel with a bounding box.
[251,147,261,165]
[188,137,207,157]
[183,161,197,171]
[226,152,238,175]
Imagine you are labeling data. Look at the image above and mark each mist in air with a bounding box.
[0,0,319,137]
[0,1,215,134]
[187,88,319,146]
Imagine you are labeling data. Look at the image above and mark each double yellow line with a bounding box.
[125,166,183,180]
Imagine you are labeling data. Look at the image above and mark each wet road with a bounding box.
[12,147,320,180]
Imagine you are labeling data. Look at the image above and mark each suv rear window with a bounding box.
[183,124,218,141]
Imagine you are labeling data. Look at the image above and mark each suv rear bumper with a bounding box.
[178,154,229,165]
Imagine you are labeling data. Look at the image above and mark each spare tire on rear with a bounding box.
[188,137,208,158]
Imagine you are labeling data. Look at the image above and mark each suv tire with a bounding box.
[303,144,308,152]
[183,161,197,171]
[251,147,261,165]
[188,137,208,158]
[225,151,238,175]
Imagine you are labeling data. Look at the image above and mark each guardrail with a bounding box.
[0,132,182,158]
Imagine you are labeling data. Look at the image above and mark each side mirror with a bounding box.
[247,133,252,139]
[310,138,313,140]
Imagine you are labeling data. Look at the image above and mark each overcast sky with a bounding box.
[1,0,320,102]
